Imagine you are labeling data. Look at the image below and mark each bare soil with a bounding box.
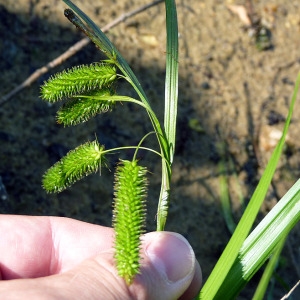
[0,0,300,299]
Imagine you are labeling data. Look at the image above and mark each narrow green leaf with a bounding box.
[156,0,179,231]
[240,181,300,281]
[252,237,286,300]
[63,0,147,103]
[199,72,300,299]
[219,160,236,234]
[164,0,178,162]
[213,179,300,299]
[63,4,117,62]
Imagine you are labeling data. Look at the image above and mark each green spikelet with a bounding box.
[113,159,147,285]
[41,63,117,102]
[57,89,116,126]
[43,140,106,193]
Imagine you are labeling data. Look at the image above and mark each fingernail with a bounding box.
[145,232,195,283]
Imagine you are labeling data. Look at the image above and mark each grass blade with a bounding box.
[252,237,286,300]
[213,179,300,299]
[199,72,300,299]
[156,0,179,231]
[164,0,178,163]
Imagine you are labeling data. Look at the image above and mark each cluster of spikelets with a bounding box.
[41,63,117,126]
[41,62,148,285]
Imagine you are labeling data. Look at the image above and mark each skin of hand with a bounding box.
[0,215,202,300]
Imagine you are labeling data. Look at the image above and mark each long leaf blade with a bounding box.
[199,72,300,299]
[214,179,300,299]
[156,0,179,231]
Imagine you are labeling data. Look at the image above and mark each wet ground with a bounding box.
[0,0,300,298]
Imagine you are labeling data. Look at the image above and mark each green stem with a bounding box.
[132,132,156,161]
[102,146,163,160]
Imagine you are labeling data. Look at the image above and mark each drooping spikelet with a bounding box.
[113,159,148,285]
[42,140,106,193]
[57,88,116,126]
[41,63,116,102]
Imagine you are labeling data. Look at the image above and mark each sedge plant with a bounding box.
[40,0,300,297]
[41,0,178,285]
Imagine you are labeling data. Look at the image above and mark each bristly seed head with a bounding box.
[113,159,148,285]
[41,63,117,103]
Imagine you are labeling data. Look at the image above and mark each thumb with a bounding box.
[58,231,201,300]
[135,231,202,300]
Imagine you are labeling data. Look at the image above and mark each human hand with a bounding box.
[0,215,201,299]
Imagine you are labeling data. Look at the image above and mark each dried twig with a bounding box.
[280,280,300,300]
[0,0,163,106]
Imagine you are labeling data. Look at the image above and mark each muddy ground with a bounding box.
[0,0,300,299]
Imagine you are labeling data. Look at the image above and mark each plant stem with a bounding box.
[155,0,178,231]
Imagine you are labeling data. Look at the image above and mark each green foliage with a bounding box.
[41,63,116,102]
[113,160,147,285]
[42,140,106,193]
[198,73,300,299]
